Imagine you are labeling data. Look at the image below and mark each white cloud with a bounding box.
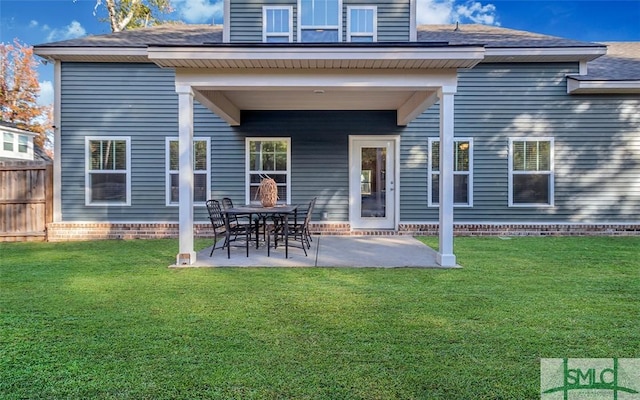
[417,0,499,26]
[46,20,87,42]
[172,0,223,24]
[29,20,39,28]
[38,80,54,107]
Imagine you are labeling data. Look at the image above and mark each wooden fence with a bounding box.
[0,161,53,242]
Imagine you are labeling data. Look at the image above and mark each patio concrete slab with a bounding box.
[180,235,457,268]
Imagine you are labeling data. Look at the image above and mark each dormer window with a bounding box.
[347,6,377,42]
[263,6,293,43]
[299,0,341,42]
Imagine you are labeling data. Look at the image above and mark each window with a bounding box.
[85,137,130,206]
[3,132,13,152]
[299,0,341,42]
[18,135,29,153]
[347,6,376,42]
[246,138,290,204]
[428,138,473,207]
[509,138,554,206]
[263,6,293,42]
[166,137,210,206]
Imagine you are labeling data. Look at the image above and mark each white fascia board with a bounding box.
[485,46,606,61]
[567,77,640,94]
[177,68,459,90]
[149,46,485,62]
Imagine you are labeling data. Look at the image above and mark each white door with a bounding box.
[349,136,397,229]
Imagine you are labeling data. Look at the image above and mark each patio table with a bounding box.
[223,204,299,258]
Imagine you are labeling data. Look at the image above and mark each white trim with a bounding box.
[508,137,555,207]
[409,0,417,42]
[428,137,473,208]
[297,0,343,43]
[346,6,377,43]
[484,46,606,62]
[84,136,131,207]
[567,77,640,94]
[53,60,62,222]
[348,135,400,230]
[263,6,294,43]
[223,0,230,43]
[165,137,210,207]
[245,137,292,205]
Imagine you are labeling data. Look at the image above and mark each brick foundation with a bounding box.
[46,222,640,241]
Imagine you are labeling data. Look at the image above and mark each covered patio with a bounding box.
[147,43,486,267]
[174,235,457,268]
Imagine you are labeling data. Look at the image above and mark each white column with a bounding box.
[437,86,457,267]
[176,86,196,265]
[53,60,62,222]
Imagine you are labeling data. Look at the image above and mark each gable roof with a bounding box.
[35,23,604,63]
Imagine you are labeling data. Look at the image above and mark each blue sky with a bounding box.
[1,0,639,107]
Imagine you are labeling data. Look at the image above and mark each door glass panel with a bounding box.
[361,147,386,218]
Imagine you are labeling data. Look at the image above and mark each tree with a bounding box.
[0,40,51,148]
[92,0,173,32]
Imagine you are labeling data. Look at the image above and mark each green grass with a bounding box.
[1,237,638,399]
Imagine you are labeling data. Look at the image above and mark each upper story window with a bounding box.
[347,6,376,42]
[299,0,341,42]
[509,138,554,207]
[263,6,293,43]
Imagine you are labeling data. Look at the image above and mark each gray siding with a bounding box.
[60,62,640,225]
[401,62,640,223]
[229,0,410,42]
[224,111,402,221]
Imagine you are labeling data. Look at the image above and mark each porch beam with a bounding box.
[176,86,196,265]
[437,86,457,267]
[193,89,241,126]
[176,68,459,90]
[397,90,438,126]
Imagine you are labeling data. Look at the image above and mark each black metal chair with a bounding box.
[271,197,316,256]
[222,197,264,246]
[206,199,254,258]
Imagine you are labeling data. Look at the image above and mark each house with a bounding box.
[0,121,38,162]
[33,0,640,266]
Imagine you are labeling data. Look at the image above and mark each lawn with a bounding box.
[1,236,638,399]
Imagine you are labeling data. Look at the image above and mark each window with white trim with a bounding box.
[18,135,28,153]
[347,6,376,42]
[246,138,290,204]
[263,6,293,42]
[3,132,14,151]
[166,137,210,206]
[428,138,473,207]
[509,138,554,206]
[85,137,130,205]
[299,0,341,42]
